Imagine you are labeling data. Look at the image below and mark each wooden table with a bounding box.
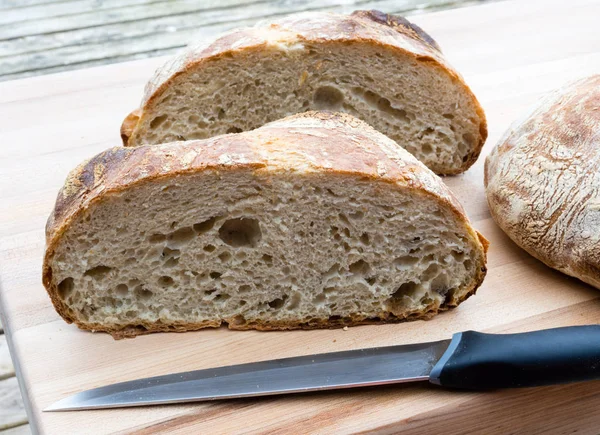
[1,0,599,433]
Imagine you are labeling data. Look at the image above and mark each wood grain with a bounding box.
[0,378,27,431]
[0,301,27,434]
[0,335,15,380]
[1,0,600,433]
[0,425,31,435]
[0,0,489,81]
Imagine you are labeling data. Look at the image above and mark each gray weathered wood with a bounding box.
[0,335,15,380]
[0,0,468,57]
[0,48,174,82]
[0,424,31,435]
[0,0,484,81]
[0,377,27,431]
[0,0,262,40]
[0,0,157,25]
[0,0,71,10]
[0,0,325,58]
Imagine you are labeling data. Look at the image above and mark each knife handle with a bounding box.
[428,325,600,389]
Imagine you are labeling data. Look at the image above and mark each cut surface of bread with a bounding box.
[485,75,600,289]
[45,112,488,338]
[121,10,487,175]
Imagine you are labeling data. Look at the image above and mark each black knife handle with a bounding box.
[429,325,600,389]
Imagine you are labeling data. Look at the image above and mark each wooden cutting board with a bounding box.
[1,0,600,433]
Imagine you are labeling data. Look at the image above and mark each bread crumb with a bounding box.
[333,339,337,343]
[343,326,349,331]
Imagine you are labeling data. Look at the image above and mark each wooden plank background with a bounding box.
[0,0,492,82]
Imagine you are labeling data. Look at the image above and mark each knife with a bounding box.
[45,325,600,411]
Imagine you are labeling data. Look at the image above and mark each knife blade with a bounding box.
[45,325,600,411]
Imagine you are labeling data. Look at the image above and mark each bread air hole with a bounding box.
[323,287,337,296]
[349,210,364,220]
[84,265,112,279]
[390,281,420,300]
[338,213,350,226]
[193,216,220,234]
[218,218,262,248]
[135,286,154,300]
[268,295,288,310]
[167,227,195,247]
[349,259,371,276]
[287,293,301,310]
[313,86,344,110]
[150,114,168,129]
[218,252,232,263]
[57,277,74,299]
[393,255,419,270]
[214,293,230,303]
[430,273,450,294]
[360,233,370,245]
[462,132,475,148]
[351,87,411,123]
[149,233,166,243]
[231,315,246,326]
[157,276,174,288]
[313,293,326,305]
[365,276,377,286]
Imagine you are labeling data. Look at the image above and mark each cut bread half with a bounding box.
[44,112,488,338]
[121,10,487,175]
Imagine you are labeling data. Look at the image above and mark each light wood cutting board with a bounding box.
[1,0,600,433]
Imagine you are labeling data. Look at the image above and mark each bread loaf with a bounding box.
[485,75,600,289]
[44,112,488,338]
[121,10,487,175]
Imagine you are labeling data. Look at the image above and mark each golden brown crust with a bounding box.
[349,10,442,52]
[121,10,487,174]
[46,111,488,338]
[120,109,140,145]
[485,75,600,289]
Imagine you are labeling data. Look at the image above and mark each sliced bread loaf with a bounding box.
[121,10,487,175]
[44,112,488,338]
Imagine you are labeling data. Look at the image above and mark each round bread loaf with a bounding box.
[485,75,600,289]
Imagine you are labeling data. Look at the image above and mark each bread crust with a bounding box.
[45,111,487,338]
[120,10,487,174]
[485,75,600,289]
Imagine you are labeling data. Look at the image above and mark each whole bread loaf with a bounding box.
[485,75,600,289]
[121,10,487,175]
[44,112,488,339]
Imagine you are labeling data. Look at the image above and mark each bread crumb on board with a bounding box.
[343,326,349,331]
